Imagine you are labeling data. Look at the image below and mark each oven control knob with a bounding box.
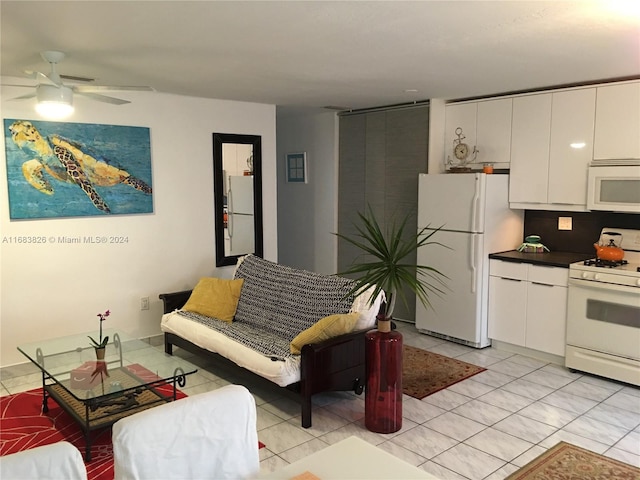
[594,273,601,281]
[582,272,590,279]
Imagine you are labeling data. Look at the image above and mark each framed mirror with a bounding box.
[213,133,263,267]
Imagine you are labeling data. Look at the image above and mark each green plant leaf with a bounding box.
[335,205,449,318]
[88,335,109,348]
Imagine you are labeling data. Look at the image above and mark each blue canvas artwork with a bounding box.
[3,119,153,219]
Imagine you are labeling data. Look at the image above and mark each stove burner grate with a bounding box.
[583,258,628,268]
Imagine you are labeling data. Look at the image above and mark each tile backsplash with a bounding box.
[523,210,639,254]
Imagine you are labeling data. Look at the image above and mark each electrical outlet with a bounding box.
[140,296,150,310]
[558,216,572,231]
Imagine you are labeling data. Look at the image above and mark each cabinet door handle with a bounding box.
[500,277,522,282]
[531,282,553,287]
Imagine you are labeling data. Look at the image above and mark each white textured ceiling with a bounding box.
[1,1,639,110]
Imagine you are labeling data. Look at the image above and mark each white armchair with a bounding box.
[0,441,87,480]
[112,384,260,480]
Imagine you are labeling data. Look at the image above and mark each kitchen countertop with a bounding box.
[489,250,595,268]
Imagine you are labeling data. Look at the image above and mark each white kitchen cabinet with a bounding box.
[488,260,569,357]
[510,89,595,211]
[444,98,512,170]
[525,282,568,356]
[548,88,596,206]
[476,98,513,167]
[509,94,552,204]
[488,274,527,346]
[594,81,640,160]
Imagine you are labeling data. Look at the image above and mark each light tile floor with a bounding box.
[1,322,639,479]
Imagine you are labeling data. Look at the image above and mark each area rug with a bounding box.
[506,441,640,480]
[0,364,188,480]
[402,345,486,399]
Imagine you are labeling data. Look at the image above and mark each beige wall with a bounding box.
[0,81,277,367]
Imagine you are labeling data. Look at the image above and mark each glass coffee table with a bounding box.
[18,328,197,461]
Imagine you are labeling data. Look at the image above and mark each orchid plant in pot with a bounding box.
[335,207,447,433]
[89,309,110,360]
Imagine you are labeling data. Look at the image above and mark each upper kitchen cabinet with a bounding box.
[509,88,596,211]
[509,93,552,205]
[477,98,513,168]
[444,98,512,171]
[548,88,596,206]
[593,81,640,160]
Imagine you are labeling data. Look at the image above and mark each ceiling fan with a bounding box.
[3,51,153,116]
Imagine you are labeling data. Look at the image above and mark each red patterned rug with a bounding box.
[402,345,486,399]
[506,441,640,479]
[0,364,188,480]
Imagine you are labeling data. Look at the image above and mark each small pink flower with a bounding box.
[90,309,111,349]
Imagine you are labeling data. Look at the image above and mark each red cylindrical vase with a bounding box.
[364,316,403,433]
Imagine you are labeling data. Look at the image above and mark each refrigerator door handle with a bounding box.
[227,189,233,239]
[471,177,481,232]
[470,235,478,294]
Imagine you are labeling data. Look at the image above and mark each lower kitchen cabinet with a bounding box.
[488,260,568,356]
[488,261,527,346]
[525,282,568,356]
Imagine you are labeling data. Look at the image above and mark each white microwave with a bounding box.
[587,163,640,213]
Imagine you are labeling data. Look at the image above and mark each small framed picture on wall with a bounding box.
[286,152,307,183]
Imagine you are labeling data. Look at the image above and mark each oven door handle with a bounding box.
[569,277,639,294]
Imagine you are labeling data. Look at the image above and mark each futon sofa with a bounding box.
[159,254,382,427]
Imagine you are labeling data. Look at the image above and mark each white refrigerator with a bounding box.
[416,173,523,347]
[227,175,254,256]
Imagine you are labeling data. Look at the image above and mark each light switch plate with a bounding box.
[558,216,572,231]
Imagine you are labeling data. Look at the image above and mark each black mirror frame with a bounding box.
[213,133,263,267]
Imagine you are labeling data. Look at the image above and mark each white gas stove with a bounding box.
[569,253,640,288]
[566,228,640,386]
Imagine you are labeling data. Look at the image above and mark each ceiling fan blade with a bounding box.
[9,91,37,100]
[24,70,61,86]
[60,74,95,83]
[75,91,130,105]
[72,85,154,93]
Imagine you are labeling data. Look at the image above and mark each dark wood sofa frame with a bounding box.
[159,290,367,428]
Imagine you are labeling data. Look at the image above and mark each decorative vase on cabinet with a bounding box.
[365,315,403,433]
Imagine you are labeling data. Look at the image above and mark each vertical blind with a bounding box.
[337,104,430,322]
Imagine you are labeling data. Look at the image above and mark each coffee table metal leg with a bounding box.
[84,435,92,461]
[37,349,49,413]
[84,405,92,461]
[41,372,50,413]
[173,367,186,401]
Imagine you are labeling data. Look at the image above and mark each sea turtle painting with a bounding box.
[4,119,153,219]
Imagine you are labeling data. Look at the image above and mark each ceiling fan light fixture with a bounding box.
[35,84,74,119]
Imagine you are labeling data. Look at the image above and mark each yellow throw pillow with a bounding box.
[290,313,360,355]
[182,277,244,323]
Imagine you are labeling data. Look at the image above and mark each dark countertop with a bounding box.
[489,250,594,268]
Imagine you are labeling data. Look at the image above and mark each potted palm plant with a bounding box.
[335,206,447,433]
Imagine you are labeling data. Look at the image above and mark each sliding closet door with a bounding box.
[338,105,429,323]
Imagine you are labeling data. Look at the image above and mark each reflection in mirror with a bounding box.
[213,133,263,266]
